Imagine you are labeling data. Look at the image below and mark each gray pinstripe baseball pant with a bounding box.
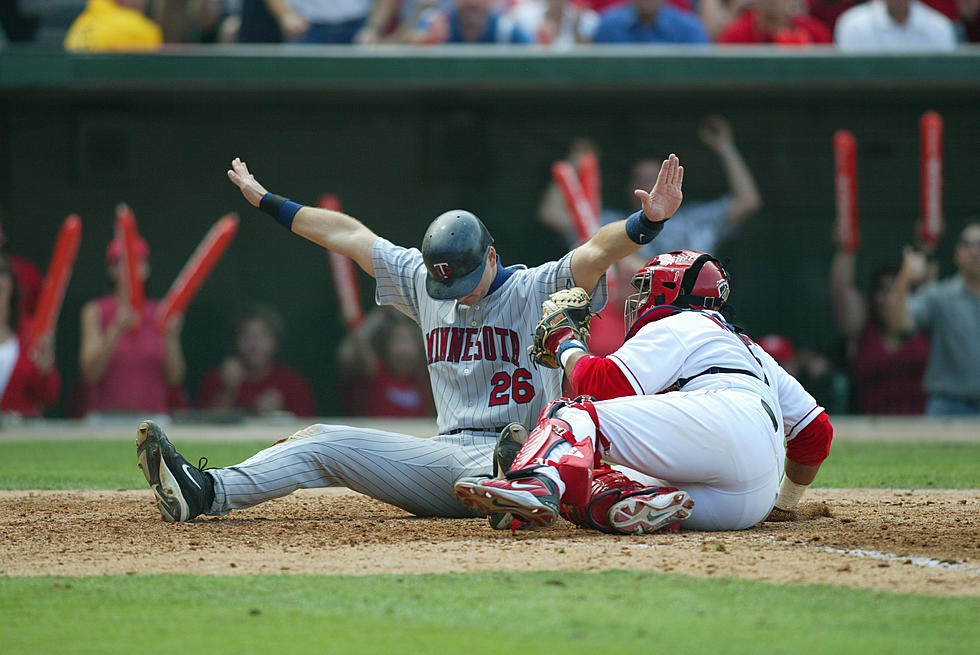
[208,424,498,518]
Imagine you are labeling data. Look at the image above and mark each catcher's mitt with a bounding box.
[528,287,592,368]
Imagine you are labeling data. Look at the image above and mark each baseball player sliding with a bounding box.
[135,154,684,523]
[456,250,833,532]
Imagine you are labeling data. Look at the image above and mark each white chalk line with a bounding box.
[753,535,980,574]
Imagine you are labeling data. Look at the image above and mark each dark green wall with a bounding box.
[2,49,978,415]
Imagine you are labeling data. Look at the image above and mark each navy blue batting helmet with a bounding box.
[421,210,494,300]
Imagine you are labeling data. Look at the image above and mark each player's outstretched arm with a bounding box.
[227,157,379,276]
[570,154,684,292]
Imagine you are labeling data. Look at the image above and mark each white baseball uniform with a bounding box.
[554,309,823,530]
[206,237,606,518]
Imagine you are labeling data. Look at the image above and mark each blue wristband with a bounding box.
[259,192,303,230]
[625,210,666,245]
[555,338,587,366]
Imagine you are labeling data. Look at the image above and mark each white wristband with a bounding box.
[775,476,808,511]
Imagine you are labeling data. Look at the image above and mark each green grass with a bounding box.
[1,571,976,655]
[0,439,977,490]
[0,440,270,490]
[816,442,980,489]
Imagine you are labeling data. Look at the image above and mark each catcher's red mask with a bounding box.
[624,250,730,334]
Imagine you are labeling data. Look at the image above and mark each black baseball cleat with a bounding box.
[493,422,528,477]
[136,420,215,522]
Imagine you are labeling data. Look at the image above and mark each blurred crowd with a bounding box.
[0,199,433,423]
[3,109,979,423]
[1,0,979,50]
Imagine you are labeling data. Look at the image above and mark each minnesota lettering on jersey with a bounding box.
[425,326,523,366]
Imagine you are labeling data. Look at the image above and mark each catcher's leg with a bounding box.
[455,398,601,529]
[592,391,783,530]
[560,468,694,535]
[209,424,496,518]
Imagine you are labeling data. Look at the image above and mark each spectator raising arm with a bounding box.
[883,245,928,335]
[829,244,866,352]
[698,115,762,228]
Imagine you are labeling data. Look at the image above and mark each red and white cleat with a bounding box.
[455,475,560,529]
[608,488,694,535]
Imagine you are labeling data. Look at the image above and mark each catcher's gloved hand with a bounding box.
[528,287,592,369]
[764,506,797,522]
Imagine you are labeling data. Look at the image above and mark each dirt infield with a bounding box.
[1,488,977,596]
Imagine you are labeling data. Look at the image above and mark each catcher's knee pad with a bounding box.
[560,469,652,534]
[537,396,609,452]
[506,416,596,507]
[537,395,597,421]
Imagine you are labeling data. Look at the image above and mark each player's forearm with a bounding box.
[79,317,121,384]
[829,251,865,340]
[774,460,821,513]
[883,271,915,334]
[561,349,588,379]
[716,145,761,224]
[571,220,642,291]
[163,339,186,386]
[538,184,575,238]
[784,459,820,486]
[290,207,378,274]
[776,411,832,511]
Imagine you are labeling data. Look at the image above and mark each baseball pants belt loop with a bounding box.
[447,426,508,435]
[760,399,779,432]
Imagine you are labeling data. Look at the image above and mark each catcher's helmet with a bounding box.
[624,249,730,332]
[422,210,494,300]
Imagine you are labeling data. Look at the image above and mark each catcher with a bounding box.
[458,250,833,533]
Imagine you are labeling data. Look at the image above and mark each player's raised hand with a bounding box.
[227,158,269,208]
[901,245,929,286]
[634,153,683,223]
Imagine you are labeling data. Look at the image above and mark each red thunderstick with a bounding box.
[552,161,599,243]
[115,203,145,328]
[154,214,239,333]
[919,111,943,247]
[833,130,859,253]
[319,194,364,329]
[27,214,82,351]
[577,151,602,219]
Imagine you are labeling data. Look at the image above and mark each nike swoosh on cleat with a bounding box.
[506,481,542,491]
[181,464,202,490]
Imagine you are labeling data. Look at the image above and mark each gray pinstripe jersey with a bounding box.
[205,236,607,519]
[373,237,607,434]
